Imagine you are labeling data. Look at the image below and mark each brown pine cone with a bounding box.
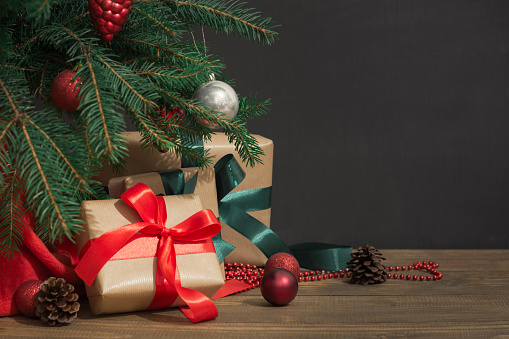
[34,277,80,326]
[346,243,387,285]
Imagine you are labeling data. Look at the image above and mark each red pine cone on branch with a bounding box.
[89,0,133,42]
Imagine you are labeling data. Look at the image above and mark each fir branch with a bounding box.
[132,6,177,36]
[60,26,117,158]
[84,50,116,157]
[0,168,25,257]
[236,94,270,120]
[20,122,70,240]
[116,35,217,70]
[0,120,14,144]
[0,76,24,122]
[37,58,49,97]
[127,106,172,149]
[168,0,278,44]
[97,56,157,110]
[15,11,89,51]
[83,119,94,161]
[38,0,50,12]
[154,87,263,166]
[24,117,89,191]
[0,64,39,72]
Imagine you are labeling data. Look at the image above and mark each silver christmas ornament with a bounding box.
[192,80,239,128]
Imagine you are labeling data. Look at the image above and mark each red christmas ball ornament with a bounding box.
[14,280,43,318]
[260,268,298,306]
[264,252,300,279]
[51,69,81,111]
[89,0,133,43]
[162,107,184,122]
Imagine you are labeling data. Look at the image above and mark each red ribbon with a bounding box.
[74,183,222,323]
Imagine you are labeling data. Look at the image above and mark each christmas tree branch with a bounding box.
[168,0,278,44]
[15,11,88,51]
[236,94,270,120]
[83,120,95,160]
[174,0,273,36]
[0,76,23,122]
[132,6,177,36]
[127,106,173,148]
[37,59,49,97]
[97,56,157,110]
[0,169,24,257]
[83,51,116,157]
[0,64,39,72]
[20,122,70,240]
[38,0,50,12]
[157,88,263,166]
[0,120,14,143]
[116,35,217,70]
[25,117,89,191]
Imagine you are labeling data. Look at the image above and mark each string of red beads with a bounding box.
[386,261,442,281]
[224,260,442,293]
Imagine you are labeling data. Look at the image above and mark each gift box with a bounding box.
[75,185,225,320]
[96,132,273,266]
[108,167,218,217]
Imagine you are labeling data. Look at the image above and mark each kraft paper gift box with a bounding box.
[75,190,225,316]
[97,132,273,266]
[108,167,218,218]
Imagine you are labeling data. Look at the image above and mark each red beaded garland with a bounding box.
[224,259,442,295]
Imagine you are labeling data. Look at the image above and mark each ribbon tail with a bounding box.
[212,233,235,262]
[289,242,352,271]
[219,202,292,258]
[212,280,249,299]
[177,286,218,323]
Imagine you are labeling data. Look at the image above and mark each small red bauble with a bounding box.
[162,107,184,122]
[51,70,81,111]
[14,280,42,318]
[89,0,133,42]
[264,252,300,279]
[260,268,298,306]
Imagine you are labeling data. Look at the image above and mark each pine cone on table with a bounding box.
[34,277,80,326]
[346,243,387,285]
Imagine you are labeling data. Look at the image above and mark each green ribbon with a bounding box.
[156,169,235,262]
[213,154,352,271]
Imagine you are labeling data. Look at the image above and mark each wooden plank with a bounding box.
[1,249,508,338]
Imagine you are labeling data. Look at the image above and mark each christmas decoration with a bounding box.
[387,261,443,281]
[88,0,133,43]
[346,244,387,285]
[1,0,276,258]
[162,107,184,122]
[264,252,300,279]
[34,277,80,326]
[192,80,239,128]
[260,268,298,306]
[14,279,42,318]
[51,69,81,111]
[74,184,225,323]
[225,261,442,294]
[99,134,275,266]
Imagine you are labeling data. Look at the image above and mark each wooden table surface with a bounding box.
[1,249,508,338]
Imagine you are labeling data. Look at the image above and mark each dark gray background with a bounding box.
[145,1,509,248]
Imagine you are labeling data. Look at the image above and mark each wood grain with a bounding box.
[1,250,508,338]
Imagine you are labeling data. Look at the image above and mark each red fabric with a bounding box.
[75,183,222,323]
[0,212,83,317]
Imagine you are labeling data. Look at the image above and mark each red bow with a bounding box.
[75,183,222,323]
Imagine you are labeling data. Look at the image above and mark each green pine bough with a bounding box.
[0,0,277,257]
